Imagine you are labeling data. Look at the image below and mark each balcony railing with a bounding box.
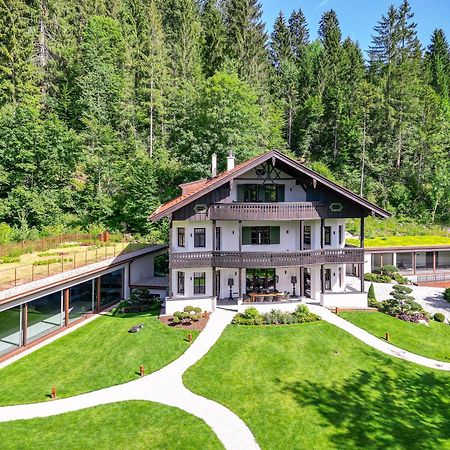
[169,248,364,269]
[208,202,352,221]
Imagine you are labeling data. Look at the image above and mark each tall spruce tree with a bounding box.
[426,29,450,99]
[270,12,292,68]
[288,8,309,61]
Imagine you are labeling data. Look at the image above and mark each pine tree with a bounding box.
[200,0,227,78]
[0,0,39,106]
[269,12,292,68]
[224,0,268,85]
[426,29,450,99]
[288,8,309,62]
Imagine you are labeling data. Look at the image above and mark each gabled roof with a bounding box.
[149,150,391,221]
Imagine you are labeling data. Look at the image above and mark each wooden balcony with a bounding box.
[169,248,364,269]
[208,202,354,221]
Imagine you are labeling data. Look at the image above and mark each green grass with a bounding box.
[0,310,197,405]
[347,235,450,247]
[184,322,450,449]
[0,401,223,450]
[339,311,450,362]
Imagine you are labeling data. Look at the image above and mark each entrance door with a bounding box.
[214,270,221,300]
[303,268,311,298]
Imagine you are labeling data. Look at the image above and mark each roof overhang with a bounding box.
[149,150,391,221]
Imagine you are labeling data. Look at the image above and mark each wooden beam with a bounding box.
[22,302,28,346]
[63,288,70,326]
[360,216,365,292]
[238,268,242,299]
[433,251,436,273]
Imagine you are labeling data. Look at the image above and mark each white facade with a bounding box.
[164,162,367,313]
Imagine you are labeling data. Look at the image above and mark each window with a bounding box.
[325,269,331,291]
[338,267,343,288]
[237,184,285,202]
[194,228,206,247]
[215,227,221,251]
[303,225,311,245]
[194,272,206,294]
[338,225,343,245]
[177,228,185,247]
[177,272,185,294]
[242,226,280,245]
[324,226,331,246]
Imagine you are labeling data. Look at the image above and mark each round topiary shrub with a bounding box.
[173,311,183,319]
[433,312,445,322]
[184,305,194,313]
[194,306,202,313]
[181,311,190,319]
[172,316,181,324]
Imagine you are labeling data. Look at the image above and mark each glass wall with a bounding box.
[0,306,21,357]
[397,253,413,271]
[99,269,123,307]
[70,280,94,322]
[27,292,63,344]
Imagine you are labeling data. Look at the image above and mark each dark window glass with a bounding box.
[338,225,343,245]
[324,226,331,246]
[0,306,22,357]
[239,184,285,202]
[215,227,221,251]
[243,184,258,202]
[251,227,271,245]
[194,228,206,247]
[325,269,331,291]
[338,267,343,288]
[69,281,93,323]
[264,184,277,202]
[304,225,311,245]
[194,272,206,294]
[177,228,185,247]
[246,268,276,293]
[98,269,123,307]
[177,272,185,294]
[154,253,169,277]
[244,226,280,245]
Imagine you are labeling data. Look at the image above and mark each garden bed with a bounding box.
[159,313,209,331]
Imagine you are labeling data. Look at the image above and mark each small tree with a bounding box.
[367,283,378,307]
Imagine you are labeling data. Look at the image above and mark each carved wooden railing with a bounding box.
[169,248,364,269]
[208,202,350,221]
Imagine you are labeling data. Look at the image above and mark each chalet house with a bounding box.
[150,150,390,314]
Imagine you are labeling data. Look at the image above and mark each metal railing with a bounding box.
[416,272,450,284]
[0,242,150,291]
[170,248,364,269]
[208,202,352,221]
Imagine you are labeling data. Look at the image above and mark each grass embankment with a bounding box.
[0,401,223,450]
[0,311,197,405]
[339,311,450,361]
[347,235,450,247]
[184,322,450,449]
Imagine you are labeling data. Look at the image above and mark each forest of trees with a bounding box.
[0,0,449,241]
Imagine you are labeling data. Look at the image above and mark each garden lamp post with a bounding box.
[291,276,297,298]
[228,278,234,301]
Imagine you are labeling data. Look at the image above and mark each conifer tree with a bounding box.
[288,8,309,61]
[270,12,292,68]
[426,29,450,99]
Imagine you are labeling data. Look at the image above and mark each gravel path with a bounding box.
[308,304,450,371]
[0,308,260,450]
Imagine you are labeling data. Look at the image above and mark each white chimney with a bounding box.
[211,153,217,178]
[227,150,235,171]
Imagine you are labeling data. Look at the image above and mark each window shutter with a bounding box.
[276,184,285,202]
[270,226,280,244]
[237,185,244,202]
[242,227,251,245]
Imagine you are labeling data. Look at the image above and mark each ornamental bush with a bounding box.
[184,305,194,313]
[367,283,378,308]
[444,288,450,302]
[434,312,445,322]
[194,306,202,313]
[380,265,399,277]
[232,305,320,326]
[364,273,392,283]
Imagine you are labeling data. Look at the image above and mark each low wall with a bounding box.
[321,292,367,308]
[164,296,216,315]
[238,299,304,314]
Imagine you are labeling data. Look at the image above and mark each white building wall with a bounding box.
[171,221,213,252]
[171,267,213,299]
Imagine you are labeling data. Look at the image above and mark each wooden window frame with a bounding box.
[193,228,206,248]
[193,272,206,295]
[177,227,185,247]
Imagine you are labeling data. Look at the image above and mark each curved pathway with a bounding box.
[0,308,260,450]
[308,304,450,371]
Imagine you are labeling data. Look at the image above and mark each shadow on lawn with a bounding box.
[277,366,450,449]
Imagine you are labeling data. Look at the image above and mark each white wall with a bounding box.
[171,221,213,252]
[218,221,240,251]
[218,267,241,299]
[164,296,216,315]
[171,267,213,299]
[237,299,304,314]
[275,267,301,294]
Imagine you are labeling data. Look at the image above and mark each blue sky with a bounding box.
[261,0,450,52]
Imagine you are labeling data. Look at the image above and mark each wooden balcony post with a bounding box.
[412,252,416,274]
[168,220,173,298]
[63,288,70,326]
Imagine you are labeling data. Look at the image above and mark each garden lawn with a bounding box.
[346,235,450,247]
[0,401,223,450]
[184,322,450,450]
[0,311,197,405]
[339,311,450,362]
